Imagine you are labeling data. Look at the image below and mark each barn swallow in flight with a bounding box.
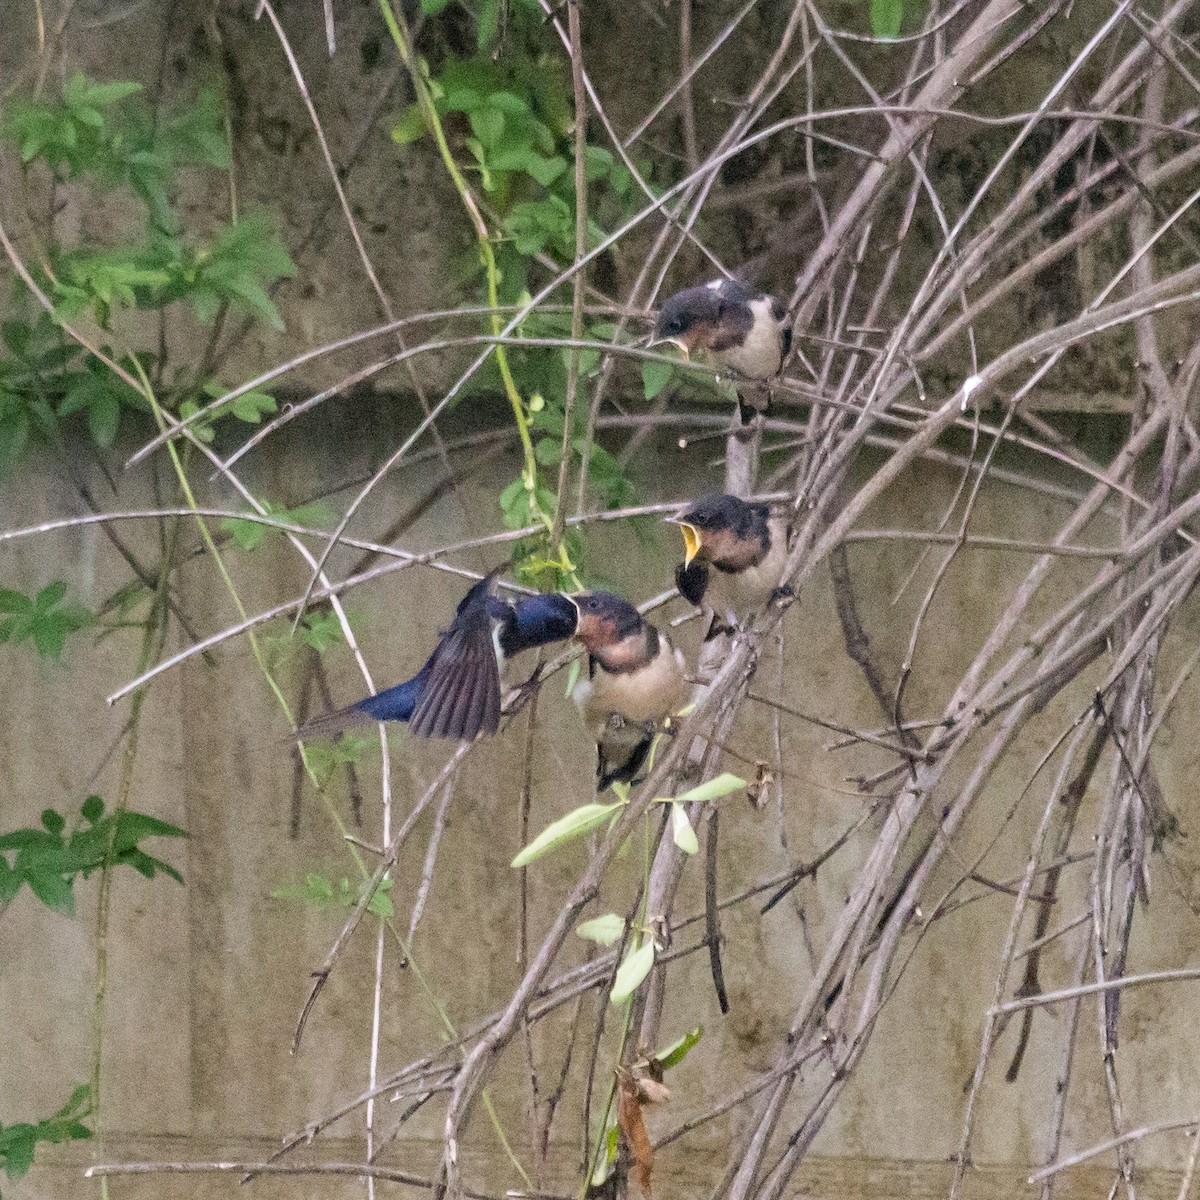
[295,574,578,744]
[652,279,792,418]
[669,494,791,632]
[565,591,692,791]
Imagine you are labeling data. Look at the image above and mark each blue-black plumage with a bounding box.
[294,577,578,744]
[667,494,790,632]
[652,278,792,384]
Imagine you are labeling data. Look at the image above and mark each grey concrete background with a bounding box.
[4,408,1200,1198]
[4,1,1200,1197]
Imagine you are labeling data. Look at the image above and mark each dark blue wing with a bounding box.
[409,580,501,740]
[498,592,578,657]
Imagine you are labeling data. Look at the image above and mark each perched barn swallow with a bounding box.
[295,574,578,744]
[669,494,791,630]
[652,279,792,413]
[565,591,691,791]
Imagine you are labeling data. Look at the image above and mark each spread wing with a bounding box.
[408,607,502,740]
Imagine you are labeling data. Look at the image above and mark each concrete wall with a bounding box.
[4,400,1200,1199]
[4,3,1200,1197]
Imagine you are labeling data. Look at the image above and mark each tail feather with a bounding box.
[292,702,373,743]
[596,734,653,792]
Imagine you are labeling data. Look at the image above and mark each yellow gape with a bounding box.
[680,523,702,566]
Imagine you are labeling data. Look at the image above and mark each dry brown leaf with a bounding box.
[635,1075,671,1106]
[746,764,774,809]
[618,1072,654,1197]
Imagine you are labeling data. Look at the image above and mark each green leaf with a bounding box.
[564,655,582,699]
[0,589,30,616]
[469,105,506,148]
[651,1025,703,1071]
[667,772,746,806]
[610,940,655,1005]
[228,391,277,424]
[642,359,673,400]
[511,799,626,868]
[391,104,427,146]
[670,803,698,855]
[41,809,65,836]
[583,144,614,182]
[35,581,67,611]
[76,79,142,107]
[420,0,451,11]
[576,913,625,946]
[870,0,903,38]
[87,388,120,447]
[270,872,393,917]
[591,1120,619,1186]
[27,869,74,916]
[0,582,92,661]
[299,611,346,655]
[477,0,502,49]
[81,796,104,823]
[0,1085,92,1184]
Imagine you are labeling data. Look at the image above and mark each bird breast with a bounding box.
[573,636,689,734]
[704,516,789,616]
[717,296,784,380]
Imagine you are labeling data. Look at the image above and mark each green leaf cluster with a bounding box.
[0,77,294,477]
[0,581,92,661]
[870,0,905,38]
[271,872,395,918]
[391,41,645,582]
[4,76,228,231]
[50,214,294,330]
[0,796,186,917]
[221,499,333,553]
[0,1085,92,1192]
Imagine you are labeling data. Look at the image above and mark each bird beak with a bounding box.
[678,522,702,567]
[647,336,690,360]
[558,591,583,635]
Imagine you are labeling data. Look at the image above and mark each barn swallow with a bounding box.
[652,279,792,416]
[295,574,578,744]
[564,591,691,791]
[668,494,791,630]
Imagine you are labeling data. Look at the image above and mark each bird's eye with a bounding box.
[665,317,684,335]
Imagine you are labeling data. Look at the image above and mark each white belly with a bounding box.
[717,297,783,379]
[573,640,689,734]
[704,517,789,618]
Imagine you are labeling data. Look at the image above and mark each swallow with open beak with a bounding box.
[652,279,792,416]
[564,590,691,791]
[295,574,578,744]
[669,494,791,632]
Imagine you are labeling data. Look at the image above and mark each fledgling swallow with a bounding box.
[652,279,792,414]
[668,494,791,631]
[295,574,578,744]
[564,590,691,792]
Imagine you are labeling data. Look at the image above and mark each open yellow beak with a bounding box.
[680,523,702,567]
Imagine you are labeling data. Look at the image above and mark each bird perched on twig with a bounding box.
[294,573,578,744]
[668,494,791,633]
[565,591,691,791]
[651,278,792,419]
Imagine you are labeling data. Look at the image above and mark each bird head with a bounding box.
[651,280,758,361]
[666,493,766,566]
[561,590,643,654]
